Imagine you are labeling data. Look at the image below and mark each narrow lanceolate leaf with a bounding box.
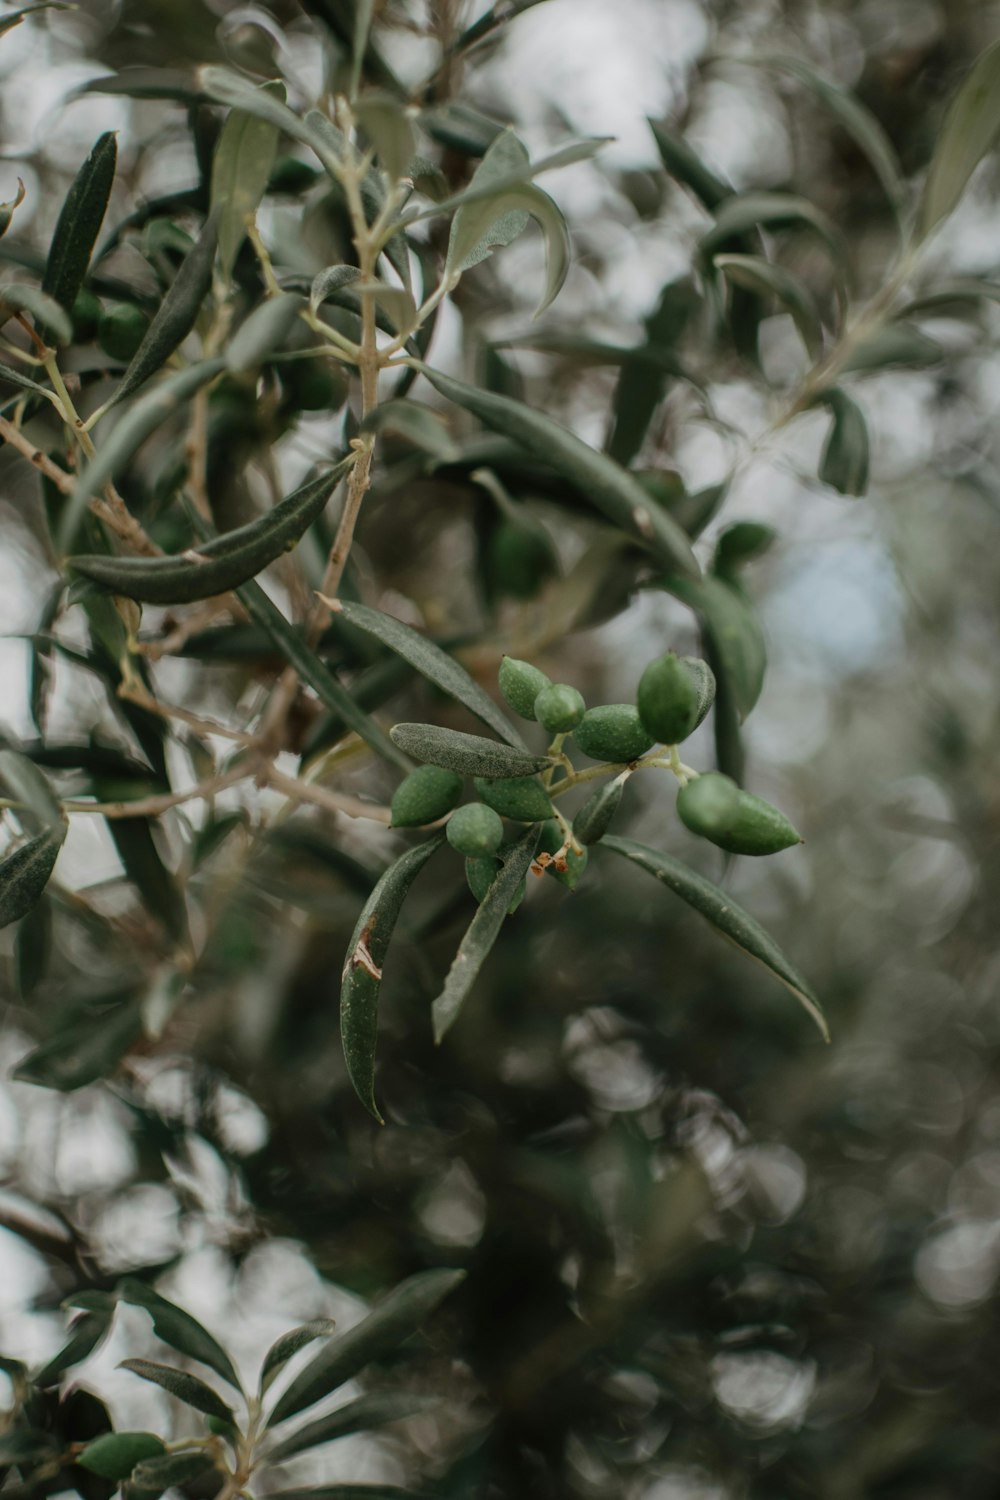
[602,836,828,1040]
[390,723,550,779]
[402,136,610,229]
[0,828,64,930]
[119,1359,235,1424]
[0,283,72,345]
[72,459,351,605]
[210,89,281,277]
[310,264,361,315]
[920,39,1000,237]
[573,772,628,846]
[414,364,700,578]
[432,826,540,1042]
[266,1393,438,1464]
[130,1451,217,1490]
[199,66,344,183]
[355,92,415,182]
[14,996,142,1092]
[839,323,942,374]
[267,1268,465,1426]
[0,360,55,401]
[41,132,117,314]
[817,387,869,496]
[237,579,409,770]
[117,1280,242,1391]
[714,253,823,358]
[649,121,730,209]
[57,357,225,550]
[323,600,526,748]
[664,574,766,722]
[34,1296,116,1387]
[0,747,65,830]
[260,1321,337,1396]
[112,213,219,405]
[227,292,304,374]
[341,835,444,1121]
[700,192,847,270]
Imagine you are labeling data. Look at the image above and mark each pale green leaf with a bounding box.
[713,252,823,358]
[921,39,1000,237]
[211,86,282,277]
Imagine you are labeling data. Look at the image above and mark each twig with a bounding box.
[63,762,251,820]
[265,764,392,824]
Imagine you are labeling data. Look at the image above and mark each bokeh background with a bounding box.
[2,1,1000,1496]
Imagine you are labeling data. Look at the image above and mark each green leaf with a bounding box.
[117,1280,242,1391]
[227,292,304,374]
[260,1321,337,1396]
[649,120,730,209]
[112,214,219,406]
[817,387,869,496]
[431,826,540,1041]
[76,67,203,103]
[236,579,410,769]
[309,264,361,315]
[572,772,628,846]
[34,1295,116,1386]
[41,132,117,315]
[0,360,56,401]
[401,135,611,229]
[72,458,351,605]
[389,723,550,779]
[750,54,906,218]
[701,192,847,270]
[109,818,188,945]
[58,357,225,551]
[0,283,72,345]
[211,86,281,278]
[198,67,346,184]
[78,1433,166,1481]
[608,277,697,466]
[325,600,526,748]
[0,747,65,831]
[663,573,766,722]
[355,91,416,182]
[920,38,1000,237]
[350,0,375,97]
[839,323,942,373]
[119,1359,235,1423]
[0,828,64,930]
[15,891,51,997]
[14,995,142,1092]
[0,3,75,38]
[713,253,823,358]
[266,1394,436,1464]
[341,835,445,1121]
[602,836,828,1039]
[267,1268,465,1426]
[360,399,458,458]
[130,1451,217,1490]
[414,364,700,578]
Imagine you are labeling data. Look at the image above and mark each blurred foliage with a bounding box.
[0,1,999,1498]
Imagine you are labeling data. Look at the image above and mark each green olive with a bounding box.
[534,683,586,734]
[498,655,551,721]
[573,705,654,763]
[98,304,150,361]
[446,801,504,857]
[391,766,463,828]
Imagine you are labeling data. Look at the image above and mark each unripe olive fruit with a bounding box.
[288,362,343,412]
[391,766,463,828]
[269,155,321,195]
[712,790,803,856]
[498,655,551,721]
[98,304,150,361]
[473,774,553,822]
[446,801,504,857]
[637,653,715,745]
[534,682,585,734]
[537,819,588,889]
[466,855,526,912]
[70,288,102,344]
[487,520,557,599]
[677,773,740,838]
[573,705,654,763]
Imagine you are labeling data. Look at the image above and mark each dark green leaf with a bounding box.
[663,574,766,722]
[402,136,610,230]
[108,818,187,945]
[58,358,225,551]
[0,283,72,345]
[309,264,361,315]
[41,133,117,315]
[260,1321,337,1395]
[34,1296,116,1387]
[608,277,697,465]
[0,829,63,930]
[227,293,304,374]
[572,772,628,846]
[0,747,65,831]
[14,892,51,997]
[268,1268,465,1425]
[701,192,847,269]
[327,600,525,748]
[72,459,351,605]
[432,826,540,1041]
[266,1392,437,1463]
[211,88,281,278]
[119,1360,235,1424]
[817,387,870,496]
[341,834,445,1121]
[78,1433,166,1481]
[649,120,730,209]
[76,68,203,103]
[14,996,141,1092]
[602,835,828,1038]
[389,723,550,779]
[840,324,942,373]
[130,1451,217,1489]
[415,364,700,577]
[117,1280,241,1391]
[112,214,219,406]
[714,253,823,357]
[920,38,1000,237]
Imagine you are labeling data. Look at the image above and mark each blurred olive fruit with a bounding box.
[391,766,463,828]
[487,519,557,598]
[98,305,150,361]
[447,801,504,857]
[269,156,321,196]
[537,818,588,889]
[466,854,526,911]
[678,773,802,855]
[499,655,551,721]
[473,774,553,822]
[637,653,715,744]
[573,705,654,763]
[534,682,586,734]
[70,288,102,344]
[286,361,344,412]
